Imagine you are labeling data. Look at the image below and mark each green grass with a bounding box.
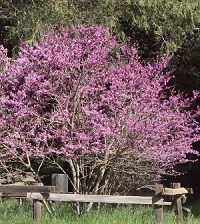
[0,200,200,224]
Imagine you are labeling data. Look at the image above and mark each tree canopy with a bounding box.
[0,26,199,195]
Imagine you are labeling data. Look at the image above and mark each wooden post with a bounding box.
[0,192,2,203]
[154,184,163,223]
[52,174,68,193]
[52,174,68,206]
[33,199,42,222]
[171,182,183,221]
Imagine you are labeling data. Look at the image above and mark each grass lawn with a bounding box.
[0,199,200,224]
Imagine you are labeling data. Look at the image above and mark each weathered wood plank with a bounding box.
[154,184,164,223]
[27,193,171,205]
[52,174,68,193]
[162,187,188,196]
[0,186,55,193]
[33,199,42,221]
[1,192,27,197]
[171,183,183,221]
[3,182,26,186]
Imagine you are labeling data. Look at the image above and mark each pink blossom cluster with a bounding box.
[0,25,199,173]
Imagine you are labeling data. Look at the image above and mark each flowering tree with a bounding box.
[0,25,199,200]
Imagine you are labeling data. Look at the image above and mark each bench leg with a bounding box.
[33,199,42,221]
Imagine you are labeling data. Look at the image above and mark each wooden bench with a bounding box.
[27,184,172,223]
[0,183,191,223]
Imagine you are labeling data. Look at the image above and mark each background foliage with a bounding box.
[1,0,200,93]
[1,0,200,58]
[0,0,200,199]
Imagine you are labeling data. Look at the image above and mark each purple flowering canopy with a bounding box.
[0,25,199,176]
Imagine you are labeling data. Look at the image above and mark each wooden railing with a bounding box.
[0,182,192,223]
